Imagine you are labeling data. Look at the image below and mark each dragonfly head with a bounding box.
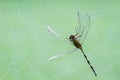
[69,35,75,42]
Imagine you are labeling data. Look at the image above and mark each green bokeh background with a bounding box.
[0,0,120,80]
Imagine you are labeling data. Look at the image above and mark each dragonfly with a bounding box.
[47,12,97,76]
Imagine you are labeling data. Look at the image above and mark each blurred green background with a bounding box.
[0,0,120,80]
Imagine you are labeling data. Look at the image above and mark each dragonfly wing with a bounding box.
[76,11,81,36]
[48,48,78,61]
[47,26,60,38]
[77,14,90,45]
[81,15,90,45]
[47,26,72,45]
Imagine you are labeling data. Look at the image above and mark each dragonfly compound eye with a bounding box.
[69,35,75,42]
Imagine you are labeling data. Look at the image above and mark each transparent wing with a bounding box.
[75,11,81,36]
[76,13,90,45]
[81,15,90,45]
[48,48,77,61]
[47,26,72,45]
[47,26,60,38]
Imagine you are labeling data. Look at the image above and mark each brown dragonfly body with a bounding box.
[69,34,97,76]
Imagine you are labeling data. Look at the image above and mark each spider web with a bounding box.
[0,1,118,80]
[0,0,49,80]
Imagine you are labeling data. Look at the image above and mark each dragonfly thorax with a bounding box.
[69,34,81,48]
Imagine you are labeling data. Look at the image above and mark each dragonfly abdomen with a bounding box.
[73,40,82,48]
